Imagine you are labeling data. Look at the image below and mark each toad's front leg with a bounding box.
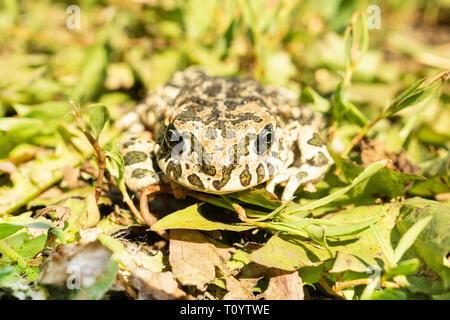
[266,123,333,202]
[120,136,161,194]
[120,136,181,225]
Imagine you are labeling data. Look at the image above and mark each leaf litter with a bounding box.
[0,0,449,300]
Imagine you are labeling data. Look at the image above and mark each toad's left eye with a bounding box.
[254,124,274,155]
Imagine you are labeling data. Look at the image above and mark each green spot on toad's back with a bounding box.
[307,133,324,147]
[124,151,148,166]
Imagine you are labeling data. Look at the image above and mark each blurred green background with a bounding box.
[0,0,449,168]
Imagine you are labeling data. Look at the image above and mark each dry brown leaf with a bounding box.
[223,263,270,300]
[61,165,81,189]
[238,263,268,292]
[259,269,304,300]
[222,274,255,300]
[35,206,71,228]
[360,139,419,174]
[38,240,112,288]
[127,269,187,300]
[168,229,232,291]
[119,241,187,300]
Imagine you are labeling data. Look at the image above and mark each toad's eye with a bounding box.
[254,124,274,155]
[164,123,184,150]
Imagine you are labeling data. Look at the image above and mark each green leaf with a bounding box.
[81,193,101,229]
[396,198,450,289]
[344,12,368,72]
[105,150,125,184]
[390,78,425,108]
[408,151,450,197]
[0,214,54,239]
[0,265,14,278]
[326,203,403,272]
[61,194,100,236]
[13,101,71,125]
[87,104,109,140]
[264,51,296,86]
[382,71,449,119]
[278,215,381,238]
[72,44,108,102]
[301,86,330,113]
[323,216,383,237]
[0,230,48,278]
[0,140,82,215]
[0,225,23,240]
[184,0,218,40]
[365,288,409,300]
[370,222,396,268]
[393,216,432,264]
[0,264,45,299]
[249,235,331,271]
[0,118,45,158]
[332,82,368,126]
[3,231,47,260]
[250,202,400,272]
[330,252,370,273]
[287,160,386,215]
[152,203,254,232]
[384,259,420,280]
[228,188,281,210]
[331,152,426,200]
[299,261,334,287]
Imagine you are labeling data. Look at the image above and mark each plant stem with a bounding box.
[333,278,400,292]
[71,107,106,204]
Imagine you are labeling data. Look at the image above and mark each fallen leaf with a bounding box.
[61,165,81,189]
[35,206,71,228]
[39,240,113,289]
[222,262,267,300]
[260,269,304,300]
[169,229,233,291]
[119,242,186,300]
[360,139,419,174]
[222,274,255,300]
[128,269,187,300]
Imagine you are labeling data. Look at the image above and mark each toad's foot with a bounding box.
[266,162,331,202]
[139,184,173,226]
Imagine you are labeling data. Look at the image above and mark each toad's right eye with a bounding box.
[164,122,184,149]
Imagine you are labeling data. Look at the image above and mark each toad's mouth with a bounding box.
[157,156,281,194]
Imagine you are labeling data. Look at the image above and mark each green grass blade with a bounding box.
[287,161,385,215]
[393,216,432,264]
